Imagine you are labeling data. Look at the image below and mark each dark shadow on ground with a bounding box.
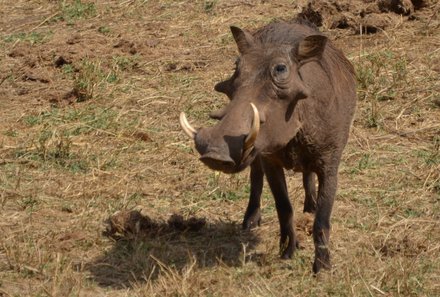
[86,210,260,289]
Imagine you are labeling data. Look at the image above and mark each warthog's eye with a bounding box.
[274,64,287,74]
[272,63,290,83]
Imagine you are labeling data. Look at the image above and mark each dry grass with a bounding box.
[1,0,439,296]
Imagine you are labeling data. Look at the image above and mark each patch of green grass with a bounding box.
[416,149,440,165]
[3,31,52,44]
[19,196,39,212]
[403,207,422,218]
[112,55,139,72]
[70,58,120,101]
[3,129,18,137]
[98,26,111,34]
[212,190,242,201]
[208,175,249,202]
[207,171,221,188]
[349,153,376,174]
[62,64,75,75]
[23,110,57,127]
[73,59,106,101]
[59,0,97,24]
[106,72,118,83]
[169,72,200,90]
[204,0,217,13]
[382,195,398,207]
[174,142,194,154]
[70,108,119,134]
[355,50,407,93]
[36,129,90,172]
[355,50,408,128]
[14,129,91,173]
[349,193,377,209]
[363,105,381,128]
[21,105,122,140]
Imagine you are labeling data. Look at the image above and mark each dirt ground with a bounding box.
[1,0,439,296]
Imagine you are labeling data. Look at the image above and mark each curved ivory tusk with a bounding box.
[244,103,260,151]
[179,112,197,139]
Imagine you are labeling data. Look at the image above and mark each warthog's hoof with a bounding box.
[242,209,261,230]
[312,247,331,273]
[280,237,300,259]
[303,203,316,214]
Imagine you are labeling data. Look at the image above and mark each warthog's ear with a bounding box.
[214,79,233,98]
[230,26,255,55]
[296,35,327,61]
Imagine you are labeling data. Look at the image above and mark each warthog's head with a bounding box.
[180,23,327,173]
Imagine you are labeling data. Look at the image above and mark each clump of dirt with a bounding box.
[1,24,146,109]
[104,210,159,237]
[294,212,314,248]
[164,61,208,72]
[7,44,31,58]
[295,212,314,236]
[168,214,207,231]
[54,55,71,68]
[375,235,428,257]
[113,39,138,55]
[55,231,88,251]
[378,0,413,15]
[104,210,207,238]
[297,0,428,34]
[22,72,50,83]
[129,131,153,142]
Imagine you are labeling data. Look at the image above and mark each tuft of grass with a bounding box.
[204,0,218,13]
[59,0,97,24]
[112,55,139,72]
[19,196,39,212]
[3,129,18,137]
[348,152,376,174]
[73,59,106,102]
[98,26,111,34]
[355,50,408,128]
[21,105,120,136]
[13,129,90,173]
[417,149,440,165]
[61,64,75,76]
[3,31,52,44]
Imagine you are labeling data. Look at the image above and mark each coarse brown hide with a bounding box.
[179,19,357,273]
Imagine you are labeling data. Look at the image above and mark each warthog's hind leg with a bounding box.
[303,171,317,213]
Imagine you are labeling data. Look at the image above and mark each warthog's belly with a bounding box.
[262,141,304,172]
[285,148,304,172]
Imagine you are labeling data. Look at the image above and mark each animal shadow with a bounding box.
[86,210,259,289]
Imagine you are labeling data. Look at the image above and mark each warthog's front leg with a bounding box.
[262,158,297,259]
[313,167,338,273]
[242,157,264,230]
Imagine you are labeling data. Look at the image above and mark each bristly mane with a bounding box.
[289,16,355,81]
[289,16,320,31]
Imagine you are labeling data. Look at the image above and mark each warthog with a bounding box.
[180,19,356,273]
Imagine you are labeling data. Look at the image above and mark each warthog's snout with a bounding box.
[179,103,260,173]
[194,125,245,173]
